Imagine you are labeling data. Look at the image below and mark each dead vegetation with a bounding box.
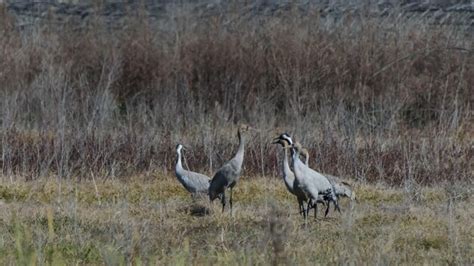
[0,2,471,185]
[0,2,472,263]
[0,176,472,264]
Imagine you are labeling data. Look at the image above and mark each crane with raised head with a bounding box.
[275,134,341,219]
[209,124,253,213]
[272,135,326,219]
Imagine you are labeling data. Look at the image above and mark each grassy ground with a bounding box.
[0,174,471,265]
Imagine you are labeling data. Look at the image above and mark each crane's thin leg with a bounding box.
[221,192,226,213]
[302,204,307,220]
[334,199,341,213]
[298,198,304,217]
[306,200,313,220]
[229,188,233,215]
[327,196,341,216]
[324,201,330,217]
[314,200,318,219]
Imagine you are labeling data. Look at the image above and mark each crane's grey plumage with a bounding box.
[273,133,326,218]
[300,147,356,201]
[290,141,341,219]
[322,174,357,201]
[321,173,357,214]
[175,144,210,196]
[209,124,252,213]
[299,147,357,215]
[273,137,309,217]
[273,135,325,218]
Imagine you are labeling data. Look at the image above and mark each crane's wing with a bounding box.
[209,161,239,192]
[185,170,211,193]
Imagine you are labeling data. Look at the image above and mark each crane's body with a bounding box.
[175,144,210,196]
[279,137,340,217]
[209,124,252,213]
[324,174,356,201]
[273,138,312,217]
[286,134,355,216]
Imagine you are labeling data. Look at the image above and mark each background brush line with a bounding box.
[0,1,470,184]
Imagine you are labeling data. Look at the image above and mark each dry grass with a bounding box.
[0,175,472,264]
[0,2,472,264]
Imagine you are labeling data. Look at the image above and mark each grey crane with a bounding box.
[298,147,356,201]
[275,133,332,217]
[318,172,357,202]
[281,134,354,216]
[289,141,341,219]
[279,133,340,220]
[299,148,357,215]
[175,144,210,196]
[272,136,325,219]
[209,124,253,213]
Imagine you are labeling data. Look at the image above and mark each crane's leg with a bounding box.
[333,187,341,213]
[304,208,307,221]
[221,192,226,213]
[330,195,341,215]
[229,188,233,214]
[306,200,314,220]
[314,200,318,219]
[324,201,331,217]
[334,199,341,213]
[298,198,304,217]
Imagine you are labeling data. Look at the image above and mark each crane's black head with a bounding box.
[272,133,294,145]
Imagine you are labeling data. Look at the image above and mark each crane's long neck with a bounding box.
[176,149,184,171]
[290,147,296,161]
[281,147,295,192]
[291,147,300,170]
[282,147,292,177]
[234,131,245,164]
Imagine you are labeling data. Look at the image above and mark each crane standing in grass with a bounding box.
[298,148,357,215]
[175,144,210,197]
[275,133,328,218]
[272,136,325,218]
[291,141,341,218]
[278,133,356,216]
[275,133,341,219]
[209,124,253,213]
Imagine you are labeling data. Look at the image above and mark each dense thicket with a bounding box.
[0,3,472,184]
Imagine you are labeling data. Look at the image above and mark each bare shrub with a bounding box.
[0,3,471,184]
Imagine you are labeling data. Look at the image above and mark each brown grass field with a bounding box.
[0,1,472,264]
[0,175,472,264]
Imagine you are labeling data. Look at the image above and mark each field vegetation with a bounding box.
[0,176,472,264]
[0,1,472,264]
